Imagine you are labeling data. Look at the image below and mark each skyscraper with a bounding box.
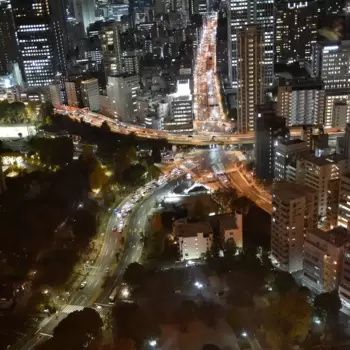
[101,21,123,78]
[0,0,19,73]
[228,0,274,89]
[275,0,318,64]
[73,0,96,34]
[11,0,67,87]
[237,25,264,134]
[254,104,287,180]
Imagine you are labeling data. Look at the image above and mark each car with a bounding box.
[80,281,87,289]
[112,226,118,232]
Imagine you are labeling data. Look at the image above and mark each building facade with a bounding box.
[271,182,318,273]
[237,25,264,134]
[275,0,317,64]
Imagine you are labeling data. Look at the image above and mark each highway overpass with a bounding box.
[54,106,345,146]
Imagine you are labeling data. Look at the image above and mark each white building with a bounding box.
[303,226,348,294]
[324,92,350,128]
[174,218,213,260]
[81,78,99,111]
[277,78,325,126]
[218,213,243,249]
[228,0,274,88]
[107,75,139,122]
[338,173,350,229]
[164,78,193,134]
[236,25,264,133]
[271,182,318,273]
[48,84,62,107]
[73,0,96,34]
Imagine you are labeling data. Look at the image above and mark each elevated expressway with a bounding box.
[54,105,344,146]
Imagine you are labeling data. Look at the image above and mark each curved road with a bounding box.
[20,175,185,349]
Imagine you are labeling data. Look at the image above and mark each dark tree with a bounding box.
[38,308,103,349]
[273,271,297,295]
[123,262,146,286]
[151,146,162,163]
[314,291,341,328]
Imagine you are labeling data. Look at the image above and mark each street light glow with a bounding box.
[149,339,157,347]
[194,281,203,289]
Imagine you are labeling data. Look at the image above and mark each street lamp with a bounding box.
[194,281,203,289]
[241,331,248,338]
[149,339,157,347]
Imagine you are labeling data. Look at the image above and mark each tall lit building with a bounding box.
[228,0,274,89]
[73,0,96,34]
[274,139,308,181]
[106,74,139,122]
[313,42,350,128]
[271,181,318,273]
[11,0,67,87]
[0,1,18,73]
[275,0,318,64]
[277,78,325,126]
[254,104,287,180]
[237,25,264,134]
[303,226,348,294]
[339,245,350,315]
[101,21,123,78]
[164,78,194,134]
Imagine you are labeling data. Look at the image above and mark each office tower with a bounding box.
[0,1,19,73]
[271,181,318,273]
[228,0,274,89]
[274,139,308,181]
[277,78,325,126]
[313,42,350,128]
[81,78,99,111]
[275,0,317,64]
[301,125,315,149]
[73,0,96,34]
[106,74,139,122]
[254,104,287,180]
[11,0,67,87]
[319,0,345,15]
[237,25,264,134]
[164,78,194,134]
[303,226,348,294]
[101,21,123,78]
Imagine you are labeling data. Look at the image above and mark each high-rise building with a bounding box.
[101,21,123,78]
[275,0,318,64]
[11,0,67,87]
[271,181,318,273]
[254,104,288,180]
[106,74,139,122]
[0,1,19,73]
[228,0,274,89]
[237,25,264,134]
[274,139,309,181]
[299,154,350,218]
[73,0,96,34]
[276,78,325,126]
[303,226,348,294]
[338,173,350,228]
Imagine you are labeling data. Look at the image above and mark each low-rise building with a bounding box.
[173,218,213,260]
[303,226,348,294]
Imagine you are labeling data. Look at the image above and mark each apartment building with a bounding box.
[173,218,213,260]
[303,226,348,294]
[271,181,318,273]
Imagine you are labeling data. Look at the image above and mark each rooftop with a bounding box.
[303,153,346,166]
[307,226,349,248]
[273,181,317,201]
[173,218,212,238]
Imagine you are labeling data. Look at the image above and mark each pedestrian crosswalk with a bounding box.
[61,304,111,318]
[61,304,84,314]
